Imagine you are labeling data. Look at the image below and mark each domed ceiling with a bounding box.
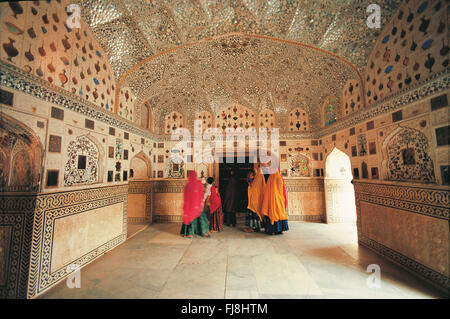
[78,0,403,130]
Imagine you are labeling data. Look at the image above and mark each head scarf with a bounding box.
[183,171,204,224]
[209,186,222,214]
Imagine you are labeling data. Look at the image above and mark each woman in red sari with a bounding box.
[180,171,210,238]
[205,177,223,232]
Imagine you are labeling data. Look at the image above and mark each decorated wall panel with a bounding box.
[288,107,309,132]
[354,181,449,292]
[342,79,364,116]
[196,111,213,133]
[164,111,183,135]
[258,109,275,130]
[382,126,436,183]
[288,152,312,177]
[215,104,256,131]
[0,0,117,111]
[364,0,449,106]
[117,86,135,121]
[26,185,128,298]
[63,135,103,186]
[0,114,43,193]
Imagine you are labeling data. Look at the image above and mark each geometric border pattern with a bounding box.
[354,181,450,294]
[152,215,183,223]
[26,185,128,299]
[0,195,36,299]
[354,182,449,220]
[359,235,450,294]
[152,180,186,193]
[284,179,324,192]
[288,215,324,222]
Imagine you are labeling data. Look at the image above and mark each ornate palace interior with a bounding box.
[0,0,449,298]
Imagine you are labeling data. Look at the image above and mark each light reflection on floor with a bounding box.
[40,221,447,299]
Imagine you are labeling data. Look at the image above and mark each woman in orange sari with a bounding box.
[245,164,265,232]
[260,167,289,235]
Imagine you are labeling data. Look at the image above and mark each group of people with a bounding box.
[180,171,223,238]
[180,163,289,238]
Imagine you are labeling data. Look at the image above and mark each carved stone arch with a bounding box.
[0,113,43,192]
[130,151,152,179]
[381,126,435,183]
[325,147,352,180]
[63,134,104,186]
[324,147,356,223]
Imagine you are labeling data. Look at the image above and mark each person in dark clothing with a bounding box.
[223,170,238,227]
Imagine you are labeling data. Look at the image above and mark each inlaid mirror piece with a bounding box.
[215,104,256,132]
[165,111,183,134]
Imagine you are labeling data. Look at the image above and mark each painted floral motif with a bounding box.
[64,136,99,186]
[289,153,311,177]
[166,158,184,179]
[386,127,435,183]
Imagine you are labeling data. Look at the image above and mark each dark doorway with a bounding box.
[219,157,254,214]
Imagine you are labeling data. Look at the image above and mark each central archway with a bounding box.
[324,147,356,224]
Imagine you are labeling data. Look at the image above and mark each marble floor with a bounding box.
[39,221,447,299]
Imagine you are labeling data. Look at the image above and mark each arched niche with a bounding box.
[130,151,152,180]
[63,134,104,186]
[381,126,436,183]
[140,102,152,130]
[325,147,353,181]
[0,113,43,192]
[324,147,356,224]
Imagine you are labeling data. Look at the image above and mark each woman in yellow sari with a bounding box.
[245,164,265,232]
[260,167,289,235]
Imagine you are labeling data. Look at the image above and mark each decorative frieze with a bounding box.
[284,179,324,193]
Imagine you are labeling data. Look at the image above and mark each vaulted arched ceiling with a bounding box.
[78,0,403,129]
